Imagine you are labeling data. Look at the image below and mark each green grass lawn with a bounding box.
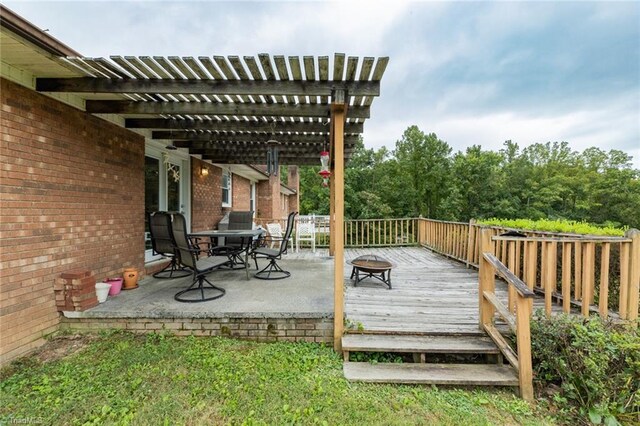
[0,332,557,425]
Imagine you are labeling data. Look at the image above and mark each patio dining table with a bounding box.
[190,229,265,280]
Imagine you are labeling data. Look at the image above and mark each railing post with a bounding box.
[543,242,557,317]
[479,228,495,328]
[515,294,534,401]
[417,218,425,245]
[508,241,516,313]
[581,242,596,317]
[599,243,611,318]
[620,240,630,319]
[626,229,640,322]
[524,240,536,312]
[574,242,583,301]
[561,242,572,314]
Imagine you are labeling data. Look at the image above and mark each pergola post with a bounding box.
[331,90,347,352]
[329,115,336,257]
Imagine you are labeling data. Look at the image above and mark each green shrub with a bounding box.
[531,314,639,424]
[479,218,626,236]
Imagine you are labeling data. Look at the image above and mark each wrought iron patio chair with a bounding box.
[226,211,254,266]
[171,212,231,302]
[209,211,254,268]
[252,212,297,280]
[295,220,316,253]
[147,211,190,279]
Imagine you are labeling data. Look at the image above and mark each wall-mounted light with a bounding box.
[200,165,209,177]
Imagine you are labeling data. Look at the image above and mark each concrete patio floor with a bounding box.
[65,250,335,320]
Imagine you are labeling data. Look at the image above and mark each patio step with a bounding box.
[343,362,518,387]
[342,334,500,355]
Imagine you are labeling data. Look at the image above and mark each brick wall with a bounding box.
[61,316,333,343]
[232,174,251,212]
[191,158,222,232]
[257,174,283,220]
[0,78,145,364]
[256,180,271,218]
[287,166,300,213]
[191,161,257,231]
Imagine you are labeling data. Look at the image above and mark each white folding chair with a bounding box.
[266,222,292,250]
[295,221,316,253]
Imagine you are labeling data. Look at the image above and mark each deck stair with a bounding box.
[342,333,518,387]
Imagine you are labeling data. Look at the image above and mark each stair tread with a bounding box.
[344,362,518,386]
[342,334,500,354]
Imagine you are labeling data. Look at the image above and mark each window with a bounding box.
[222,170,232,207]
[167,164,181,212]
[249,182,256,216]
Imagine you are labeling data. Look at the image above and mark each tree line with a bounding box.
[299,125,640,229]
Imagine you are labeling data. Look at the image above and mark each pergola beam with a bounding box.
[154,131,358,144]
[86,100,370,118]
[199,154,350,165]
[189,148,353,157]
[197,152,354,160]
[125,118,364,134]
[36,77,380,97]
[173,140,356,150]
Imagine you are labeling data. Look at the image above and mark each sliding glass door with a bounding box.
[144,152,190,262]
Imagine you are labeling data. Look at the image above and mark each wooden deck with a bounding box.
[344,246,558,335]
[79,246,555,338]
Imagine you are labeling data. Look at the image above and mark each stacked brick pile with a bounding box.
[54,270,98,312]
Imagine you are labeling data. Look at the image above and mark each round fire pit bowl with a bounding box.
[348,254,395,289]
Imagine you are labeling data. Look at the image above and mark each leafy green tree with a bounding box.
[393,126,452,218]
[581,149,640,228]
[298,165,329,214]
[444,145,504,221]
[297,125,639,229]
[345,139,394,218]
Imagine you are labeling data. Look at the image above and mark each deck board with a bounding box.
[344,246,561,335]
[344,362,519,386]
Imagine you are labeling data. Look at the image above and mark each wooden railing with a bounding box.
[479,228,535,401]
[418,218,640,321]
[254,216,331,247]
[344,218,418,247]
[418,219,473,264]
[255,217,419,248]
[255,215,638,319]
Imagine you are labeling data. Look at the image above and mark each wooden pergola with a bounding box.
[36,53,389,349]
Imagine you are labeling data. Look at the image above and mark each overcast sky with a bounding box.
[5,1,640,167]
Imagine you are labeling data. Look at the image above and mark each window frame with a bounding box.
[249,181,256,217]
[222,169,232,207]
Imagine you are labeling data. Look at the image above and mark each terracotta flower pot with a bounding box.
[123,268,139,290]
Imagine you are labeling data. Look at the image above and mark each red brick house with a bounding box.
[0,7,299,364]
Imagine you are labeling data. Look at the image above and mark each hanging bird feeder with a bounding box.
[318,150,331,187]
[266,120,279,176]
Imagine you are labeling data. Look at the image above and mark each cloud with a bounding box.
[4,1,411,57]
[4,1,639,168]
[365,92,640,167]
